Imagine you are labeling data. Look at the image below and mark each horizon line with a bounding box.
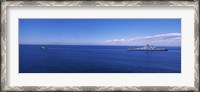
[19,43,181,47]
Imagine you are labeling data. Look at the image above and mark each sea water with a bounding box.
[19,45,181,73]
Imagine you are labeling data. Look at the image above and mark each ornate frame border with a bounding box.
[1,1,199,92]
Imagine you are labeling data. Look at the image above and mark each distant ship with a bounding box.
[128,44,168,51]
[41,46,47,49]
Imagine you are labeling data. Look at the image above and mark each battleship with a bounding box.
[128,44,168,51]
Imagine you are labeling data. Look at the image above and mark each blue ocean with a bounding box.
[19,45,181,73]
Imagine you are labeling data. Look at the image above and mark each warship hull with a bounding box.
[128,48,168,51]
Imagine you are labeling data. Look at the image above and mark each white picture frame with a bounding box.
[1,1,199,91]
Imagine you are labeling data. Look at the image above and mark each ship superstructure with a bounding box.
[128,44,168,51]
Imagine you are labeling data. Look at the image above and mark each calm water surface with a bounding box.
[19,45,181,73]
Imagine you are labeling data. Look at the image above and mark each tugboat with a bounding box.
[128,44,168,51]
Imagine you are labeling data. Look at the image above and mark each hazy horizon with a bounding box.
[19,44,181,47]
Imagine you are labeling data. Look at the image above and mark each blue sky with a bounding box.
[19,19,181,46]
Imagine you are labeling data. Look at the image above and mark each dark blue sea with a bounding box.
[19,45,181,73]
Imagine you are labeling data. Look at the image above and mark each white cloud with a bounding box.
[104,33,181,46]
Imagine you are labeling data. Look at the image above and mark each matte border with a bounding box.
[1,1,199,92]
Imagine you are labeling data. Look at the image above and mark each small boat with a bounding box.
[41,46,47,49]
[128,44,168,51]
